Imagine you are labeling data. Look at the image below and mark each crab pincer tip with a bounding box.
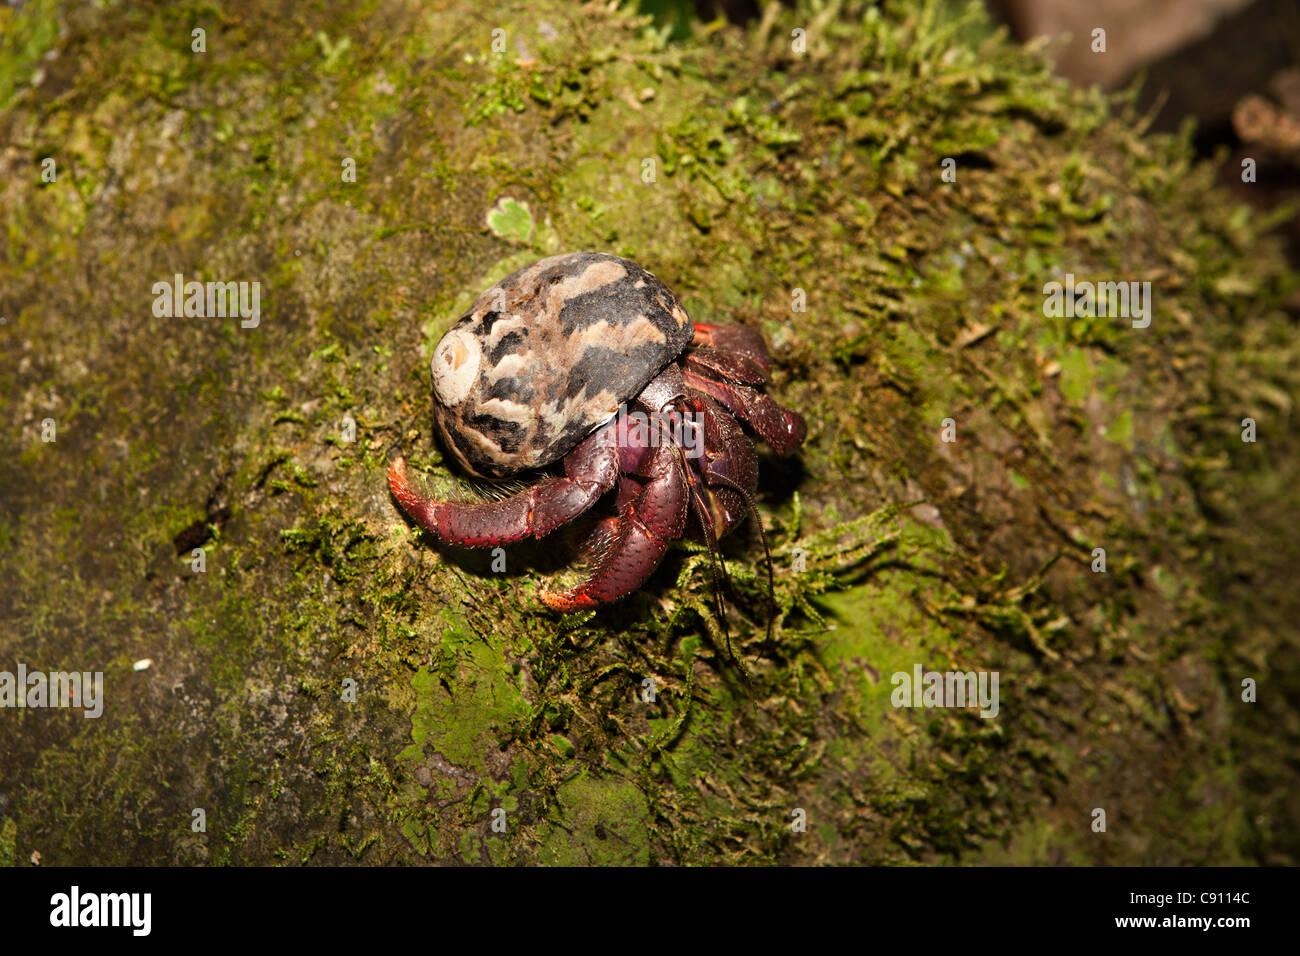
[387,456,408,491]
[539,588,596,612]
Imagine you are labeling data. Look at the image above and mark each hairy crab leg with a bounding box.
[690,322,775,374]
[684,346,770,386]
[683,369,806,455]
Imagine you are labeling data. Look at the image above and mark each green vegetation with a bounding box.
[0,0,1295,865]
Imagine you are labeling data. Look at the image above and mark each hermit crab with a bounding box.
[388,251,805,612]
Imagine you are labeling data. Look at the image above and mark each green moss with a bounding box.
[538,774,651,866]
[1103,408,1135,449]
[0,816,16,867]
[408,637,530,771]
[0,0,61,109]
[0,0,1295,866]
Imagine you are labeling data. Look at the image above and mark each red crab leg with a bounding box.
[540,443,689,610]
[691,322,773,374]
[683,369,806,456]
[685,346,769,386]
[388,426,619,547]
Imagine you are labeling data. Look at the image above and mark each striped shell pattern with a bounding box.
[430,252,695,478]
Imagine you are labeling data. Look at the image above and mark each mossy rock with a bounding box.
[0,0,1296,865]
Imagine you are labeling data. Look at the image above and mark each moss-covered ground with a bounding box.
[0,0,1296,864]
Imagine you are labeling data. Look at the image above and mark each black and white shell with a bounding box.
[430,252,695,478]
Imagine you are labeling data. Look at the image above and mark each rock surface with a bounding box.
[0,0,1296,865]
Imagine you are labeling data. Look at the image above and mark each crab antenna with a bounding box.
[705,472,778,644]
[674,436,733,655]
[681,463,733,650]
[691,489,733,655]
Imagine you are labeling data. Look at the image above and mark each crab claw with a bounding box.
[538,587,599,612]
[539,444,688,610]
[388,440,620,548]
[388,457,440,531]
